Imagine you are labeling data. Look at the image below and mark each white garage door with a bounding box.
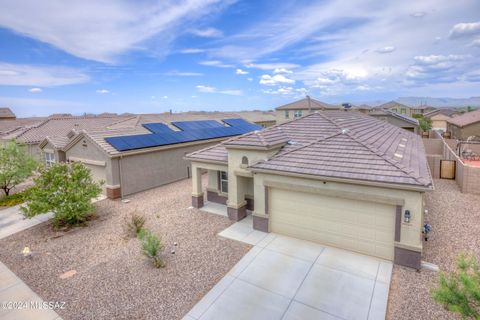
[270,188,395,260]
[83,163,107,194]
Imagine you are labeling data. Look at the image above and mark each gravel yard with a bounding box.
[387,179,480,320]
[0,177,250,320]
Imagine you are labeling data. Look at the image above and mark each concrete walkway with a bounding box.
[0,206,54,240]
[185,216,393,320]
[0,262,62,320]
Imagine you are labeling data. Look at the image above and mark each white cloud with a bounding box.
[196,85,216,93]
[259,74,295,85]
[96,89,109,94]
[274,68,293,74]
[163,95,168,99]
[28,87,42,93]
[196,85,242,95]
[470,39,480,47]
[0,63,89,86]
[262,86,307,96]
[235,68,248,75]
[179,48,206,54]
[189,27,223,38]
[199,60,234,68]
[375,46,395,54]
[410,12,426,18]
[165,70,203,76]
[0,1,229,63]
[449,22,480,39]
[247,77,253,81]
[246,62,299,70]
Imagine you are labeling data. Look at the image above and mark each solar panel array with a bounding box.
[105,118,262,152]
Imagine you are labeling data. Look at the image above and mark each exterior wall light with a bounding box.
[404,210,411,223]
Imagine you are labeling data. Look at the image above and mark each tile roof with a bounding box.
[15,115,134,144]
[424,108,460,118]
[276,96,341,110]
[186,112,433,189]
[0,107,15,119]
[446,109,480,127]
[369,110,419,125]
[375,101,410,110]
[0,117,46,136]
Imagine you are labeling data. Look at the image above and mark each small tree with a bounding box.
[22,162,103,227]
[0,141,37,196]
[432,254,480,319]
[419,117,432,132]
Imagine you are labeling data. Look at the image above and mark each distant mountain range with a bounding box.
[363,97,480,108]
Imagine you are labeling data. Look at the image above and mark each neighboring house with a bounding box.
[39,114,261,198]
[234,111,276,127]
[352,104,372,114]
[186,111,433,269]
[424,108,462,132]
[374,101,434,117]
[275,96,342,123]
[0,107,16,120]
[369,109,420,133]
[447,109,480,140]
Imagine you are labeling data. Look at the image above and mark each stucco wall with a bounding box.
[448,122,480,140]
[252,172,426,252]
[370,115,419,133]
[120,141,219,196]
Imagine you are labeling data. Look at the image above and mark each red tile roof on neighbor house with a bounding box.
[186,111,433,189]
[447,109,480,127]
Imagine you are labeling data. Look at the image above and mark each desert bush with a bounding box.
[0,140,37,196]
[138,229,165,268]
[22,162,103,227]
[432,254,480,319]
[125,213,146,237]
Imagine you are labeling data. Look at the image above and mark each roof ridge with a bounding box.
[344,129,425,185]
[16,117,52,139]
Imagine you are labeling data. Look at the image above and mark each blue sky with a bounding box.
[0,0,479,117]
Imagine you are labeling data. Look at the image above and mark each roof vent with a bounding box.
[287,140,297,145]
[254,130,260,134]
[394,153,403,158]
[341,129,349,134]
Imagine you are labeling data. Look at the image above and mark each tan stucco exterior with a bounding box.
[190,145,426,263]
[430,114,451,131]
[447,122,480,140]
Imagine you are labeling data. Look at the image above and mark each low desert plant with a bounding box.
[138,229,165,268]
[125,213,146,237]
[432,254,480,319]
[0,188,31,207]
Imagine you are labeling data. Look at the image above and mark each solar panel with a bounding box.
[106,118,262,152]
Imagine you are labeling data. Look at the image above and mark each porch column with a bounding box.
[226,174,247,221]
[252,177,269,232]
[191,165,204,208]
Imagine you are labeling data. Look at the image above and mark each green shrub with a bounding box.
[0,188,31,207]
[432,254,480,319]
[0,141,37,196]
[138,229,165,268]
[125,213,146,237]
[21,162,103,228]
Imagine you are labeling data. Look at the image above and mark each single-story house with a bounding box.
[275,96,342,123]
[447,109,480,140]
[0,107,16,120]
[424,108,463,132]
[373,101,434,117]
[369,109,420,133]
[39,115,261,198]
[235,111,276,127]
[186,111,433,269]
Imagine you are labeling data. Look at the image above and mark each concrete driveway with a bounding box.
[185,217,392,320]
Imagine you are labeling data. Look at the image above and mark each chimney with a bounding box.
[306,95,311,111]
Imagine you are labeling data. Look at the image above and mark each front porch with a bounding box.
[190,163,257,223]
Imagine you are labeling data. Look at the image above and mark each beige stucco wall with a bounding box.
[120,141,219,196]
[252,172,426,252]
[448,122,480,140]
[370,115,419,134]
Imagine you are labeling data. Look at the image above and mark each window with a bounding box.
[285,111,289,118]
[294,110,303,118]
[392,108,398,113]
[241,156,249,166]
[220,171,228,193]
[400,108,407,114]
[45,152,55,167]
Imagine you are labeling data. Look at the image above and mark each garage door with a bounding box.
[270,188,395,260]
[83,163,107,194]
